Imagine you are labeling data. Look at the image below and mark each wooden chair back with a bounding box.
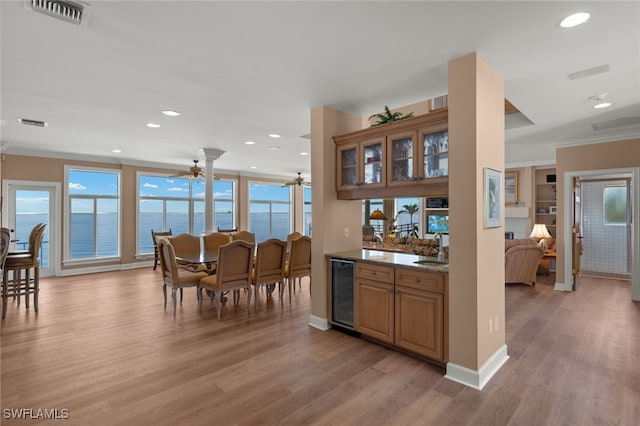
[216,240,254,291]
[151,229,172,270]
[253,238,286,285]
[0,228,10,269]
[168,233,200,258]
[232,231,256,244]
[287,236,311,279]
[203,232,230,252]
[285,231,303,254]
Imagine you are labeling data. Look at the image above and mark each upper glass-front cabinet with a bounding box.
[336,138,385,190]
[422,129,448,178]
[388,130,416,185]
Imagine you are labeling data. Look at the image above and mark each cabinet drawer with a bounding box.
[356,262,394,283]
[395,267,443,293]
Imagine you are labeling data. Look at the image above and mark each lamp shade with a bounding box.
[369,209,388,221]
[529,223,551,240]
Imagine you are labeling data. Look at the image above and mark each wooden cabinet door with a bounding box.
[360,137,385,188]
[394,286,443,360]
[418,124,449,180]
[355,278,394,344]
[336,142,359,190]
[386,129,417,186]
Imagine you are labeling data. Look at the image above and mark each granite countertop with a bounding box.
[328,249,448,273]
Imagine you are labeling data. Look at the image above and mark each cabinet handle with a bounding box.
[414,277,420,282]
[371,271,376,275]
[395,290,400,295]
[387,289,393,293]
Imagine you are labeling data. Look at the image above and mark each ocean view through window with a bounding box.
[66,167,120,260]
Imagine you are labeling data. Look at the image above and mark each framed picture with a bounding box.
[504,171,518,205]
[484,167,502,228]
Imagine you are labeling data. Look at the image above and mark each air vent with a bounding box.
[591,116,640,131]
[26,0,86,25]
[18,118,48,127]
[431,95,448,110]
[567,64,610,80]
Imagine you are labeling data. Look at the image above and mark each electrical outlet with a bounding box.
[344,227,350,238]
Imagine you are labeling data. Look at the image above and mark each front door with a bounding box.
[4,181,59,277]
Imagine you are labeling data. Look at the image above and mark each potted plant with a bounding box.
[369,106,414,127]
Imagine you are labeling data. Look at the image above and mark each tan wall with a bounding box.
[310,106,363,321]
[449,53,505,370]
[555,138,640,281]
[0,154,294,272]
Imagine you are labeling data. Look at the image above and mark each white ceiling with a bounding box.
[1,1,639,178]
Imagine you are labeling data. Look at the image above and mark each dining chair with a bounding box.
[252,238,286,310]
[2,223,46,319]
[285,231,303,255]
[158,239,208,317]
[284,236,311,301]
[198,240,255,320]
[203,232,230,253]
[231,230,256,244]
[151,229,172,270]
[168,233,203,270]
[0,228,11,320]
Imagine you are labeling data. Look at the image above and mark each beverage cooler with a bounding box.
[330,258,355,329]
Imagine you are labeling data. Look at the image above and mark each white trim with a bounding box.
[445,344,509,390]
[554,281,572,291]
[60,261,151,277]
[308,315,331,331]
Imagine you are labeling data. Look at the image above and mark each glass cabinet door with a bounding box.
[362,140,384,186]
[388,131,416,184]
[422,130,448,178]
[338,145,358,188]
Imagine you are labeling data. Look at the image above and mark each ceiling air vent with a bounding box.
[567,64,610,81]
[25,0,87,25]
[591,116,640,131]
[18,118,48,128]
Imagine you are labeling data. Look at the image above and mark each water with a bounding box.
[16,212,293,260]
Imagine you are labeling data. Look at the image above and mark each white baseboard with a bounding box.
[445,344,509,390]
[60,261,152,277]
[308,315,330,331]
[554,281,572,291]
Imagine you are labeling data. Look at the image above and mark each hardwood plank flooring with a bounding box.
[1,269,638,425]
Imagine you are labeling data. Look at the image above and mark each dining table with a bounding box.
[174,251,219,271]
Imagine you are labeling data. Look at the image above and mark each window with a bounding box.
[604,186,627,225]
[396,197,420,235]
[303,187,312,236]
[249,182,291,242]
[66,167,120,261]
[137,174,236,255]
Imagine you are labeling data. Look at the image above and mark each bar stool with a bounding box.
[0,228,10,319]
[2,223,46,320]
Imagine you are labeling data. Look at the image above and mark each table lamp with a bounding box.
[530,223,551,250]
[369,209,388,236]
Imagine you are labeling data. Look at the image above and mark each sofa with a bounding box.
[505,238,544,286]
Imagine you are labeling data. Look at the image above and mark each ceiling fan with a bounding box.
[283,172,311,187]
[170,160,205,179]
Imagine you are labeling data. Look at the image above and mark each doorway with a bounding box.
[564,168,639,301]
[2,180,61,277]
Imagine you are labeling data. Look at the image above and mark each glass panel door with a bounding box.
[362,140,384,186]
[423,130,449,178]
[389,134,414,182]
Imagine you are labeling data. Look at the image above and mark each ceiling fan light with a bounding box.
[560,12,591,28]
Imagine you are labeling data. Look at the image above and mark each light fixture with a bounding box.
[370,208,388,235]
[267,146,281,151]
[530,224,552,251]
[146,123,160,128]
[593,102,612,109]
[162,110,181,117]
[300,152,309,156]
[559,12,591,28]
[112,149,122,153]
[250,166,257,169]
[245,141,256,145]
[268,133,281,138]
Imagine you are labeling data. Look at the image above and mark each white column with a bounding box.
[201,148,225,233]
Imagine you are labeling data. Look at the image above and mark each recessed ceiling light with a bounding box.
[245,141,256,145]
[162,110,181,117]
[250,166,257,169]
[593,102,612,109]
[112,149,122,153]
[146,123,160,128]
[268,133,281,138]
[267,146,281,151]
[560,12,591,28]
[300,152,309,156]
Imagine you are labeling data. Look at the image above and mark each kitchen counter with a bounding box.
[328,249,448,273]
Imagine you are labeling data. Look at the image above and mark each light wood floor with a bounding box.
[1,270,638,425]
